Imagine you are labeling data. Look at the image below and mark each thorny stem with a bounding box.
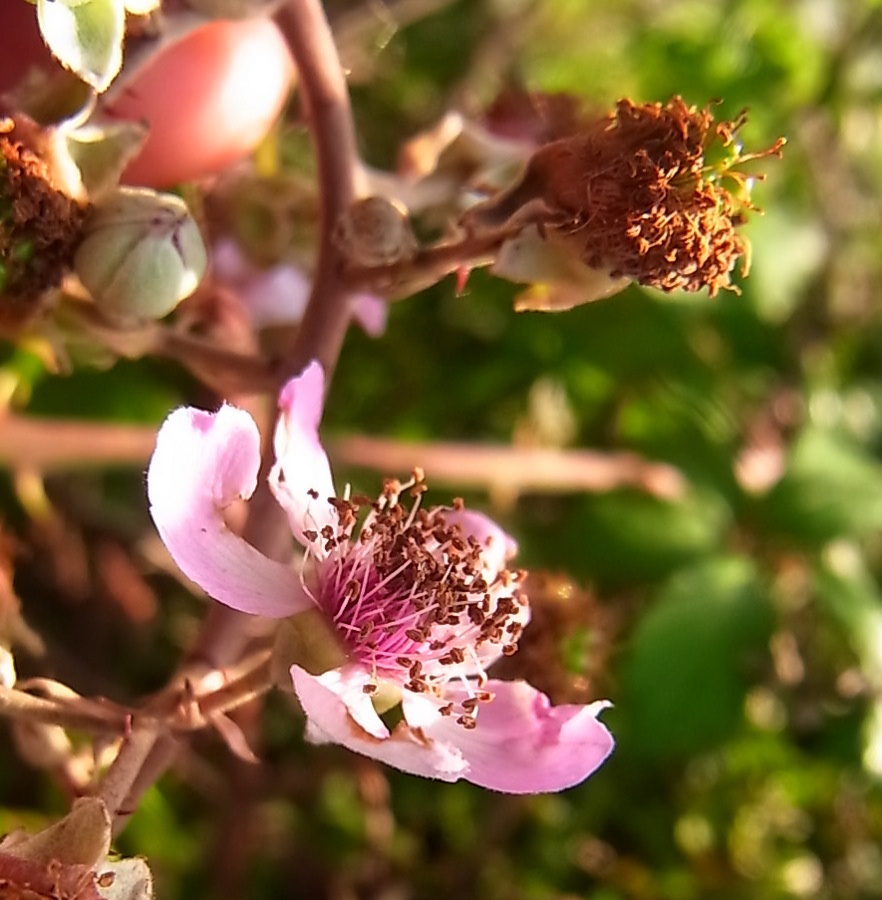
[194,652,275,721]
[187,0,365,669]
[0,685,128,732]
[97,720,161,819]
[342,224,519,297]
[0,652,275,733]
[0,415,686,499]
[61,300,277,397]
[273,0,363,382]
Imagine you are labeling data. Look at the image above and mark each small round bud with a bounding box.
[334,196,418,268]
[74,186,207,320]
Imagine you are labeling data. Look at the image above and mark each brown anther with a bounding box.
[467,605,486,625]
[362,683,379,695]
[307,488,319,499]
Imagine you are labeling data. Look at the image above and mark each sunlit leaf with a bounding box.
[623,555,773,756]
[761,427,882,543]
[36,0,124,93]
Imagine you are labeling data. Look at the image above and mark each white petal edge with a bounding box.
[292,665,469,781]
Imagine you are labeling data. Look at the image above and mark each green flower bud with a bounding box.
[74,187,207,320]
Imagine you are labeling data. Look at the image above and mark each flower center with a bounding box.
[301,472,528,726]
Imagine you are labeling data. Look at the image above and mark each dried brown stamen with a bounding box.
[0,122,86,333]
[468,96,783,298]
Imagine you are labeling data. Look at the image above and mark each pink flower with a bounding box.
[212,238,387,336]
[147,362,614,792]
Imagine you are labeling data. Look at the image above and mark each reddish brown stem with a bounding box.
[0,416,685,500]
[273,0,362,383]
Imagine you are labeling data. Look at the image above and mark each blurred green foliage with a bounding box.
[5,0,882,897]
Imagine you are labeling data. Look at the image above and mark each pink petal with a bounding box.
[241,266,310,327]
[442,508,518,572]
[214,239,384,337]
[148,404,310,618]
[426,680,614,793]
[298,663,389,739]
[269,362,337,547]
[212,238,311,327]
[291,665,469,781]
[212,237,252,282]
[352,292,388,337]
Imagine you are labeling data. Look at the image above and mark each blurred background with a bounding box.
[3,0,882,897]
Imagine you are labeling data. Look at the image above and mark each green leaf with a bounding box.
[524,488,728,588]
[813,549,882,773]
[623,556,773,757]
[37,0,124,93]
[761,427,882,544]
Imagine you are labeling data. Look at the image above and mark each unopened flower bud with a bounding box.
[74,187,207,320]
[335,196,418,268]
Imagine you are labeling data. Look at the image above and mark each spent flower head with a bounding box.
[147,362,614,792]
[0,120,85,332]
[468,95,784,302]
